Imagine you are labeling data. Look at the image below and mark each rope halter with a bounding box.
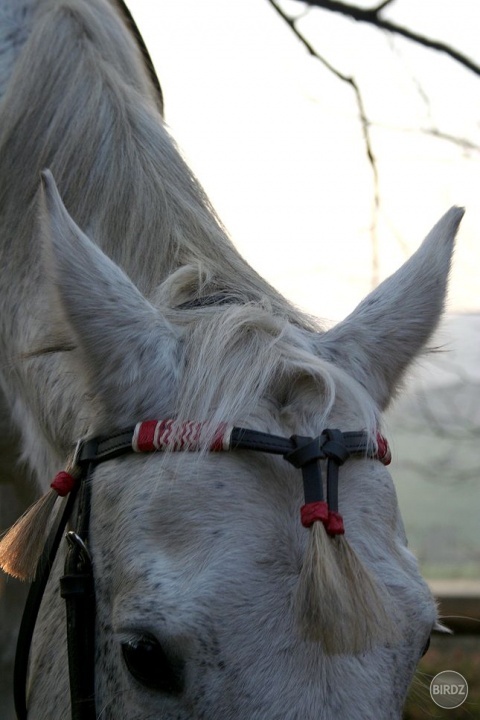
[51,419,392,536]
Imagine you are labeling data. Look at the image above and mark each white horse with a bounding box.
[0,0,463,718]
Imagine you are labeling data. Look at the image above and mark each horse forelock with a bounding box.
[156,292,380,447]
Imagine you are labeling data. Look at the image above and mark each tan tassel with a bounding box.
[296,439,399,654]
[0,469,78,581]
[0,489,59,580]
[328,535,399,654]
[294,512,398,654]
[294,519,348,648]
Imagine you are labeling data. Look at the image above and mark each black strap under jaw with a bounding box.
[14,461,96,720]
[59,464,96,720]
[14,491,79,720]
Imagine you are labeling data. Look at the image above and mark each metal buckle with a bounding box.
[65,531,92,565]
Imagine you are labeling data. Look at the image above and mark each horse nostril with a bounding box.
[121,633,184,694]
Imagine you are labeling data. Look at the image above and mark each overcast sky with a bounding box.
[130,0,480,321]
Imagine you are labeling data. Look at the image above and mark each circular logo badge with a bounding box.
[430,670,468,709]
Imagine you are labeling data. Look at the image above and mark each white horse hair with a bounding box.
[0,0,463,717]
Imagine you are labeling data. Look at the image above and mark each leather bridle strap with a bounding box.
[14,459,96,720]
[14,490,80,720]
[14,422,389,720]
[74,427,379,464]
[60,464,96,720]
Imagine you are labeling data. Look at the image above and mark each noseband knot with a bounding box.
[284,430,352,536]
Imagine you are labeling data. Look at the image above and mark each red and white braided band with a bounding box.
[132,420,233,453]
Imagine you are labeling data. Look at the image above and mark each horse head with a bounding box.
[9,171,460,719]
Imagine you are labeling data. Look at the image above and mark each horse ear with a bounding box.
[316,208,464,409]
[39,170,180,422]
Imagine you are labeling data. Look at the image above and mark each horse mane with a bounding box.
[0,0,309,324]
[0,0,319,472]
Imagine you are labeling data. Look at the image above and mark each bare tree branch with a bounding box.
[368,122,480,155]
[418,127,480,154]
[300,0,480,76]
[266,0,381,286]
[267,0,480,287]
[384,36,480,155]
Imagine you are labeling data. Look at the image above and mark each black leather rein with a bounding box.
[14,458,96,720]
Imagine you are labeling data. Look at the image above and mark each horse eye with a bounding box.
[421,636,431,657]
[121,634,184,694]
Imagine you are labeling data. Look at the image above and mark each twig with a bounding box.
[366,118,480,154]
[385,38,480,154]
[373,0,395,11]
[300,0,480,77]
[419,127,480,154]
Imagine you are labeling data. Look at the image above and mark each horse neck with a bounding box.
[0,0,308,488]
[0,0,303,306]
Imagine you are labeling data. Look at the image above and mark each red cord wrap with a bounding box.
[376,433,392,465]
[300,501,328,528]
[325,510,345,536]
[51,471,77,497]
[134,420,158,452]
